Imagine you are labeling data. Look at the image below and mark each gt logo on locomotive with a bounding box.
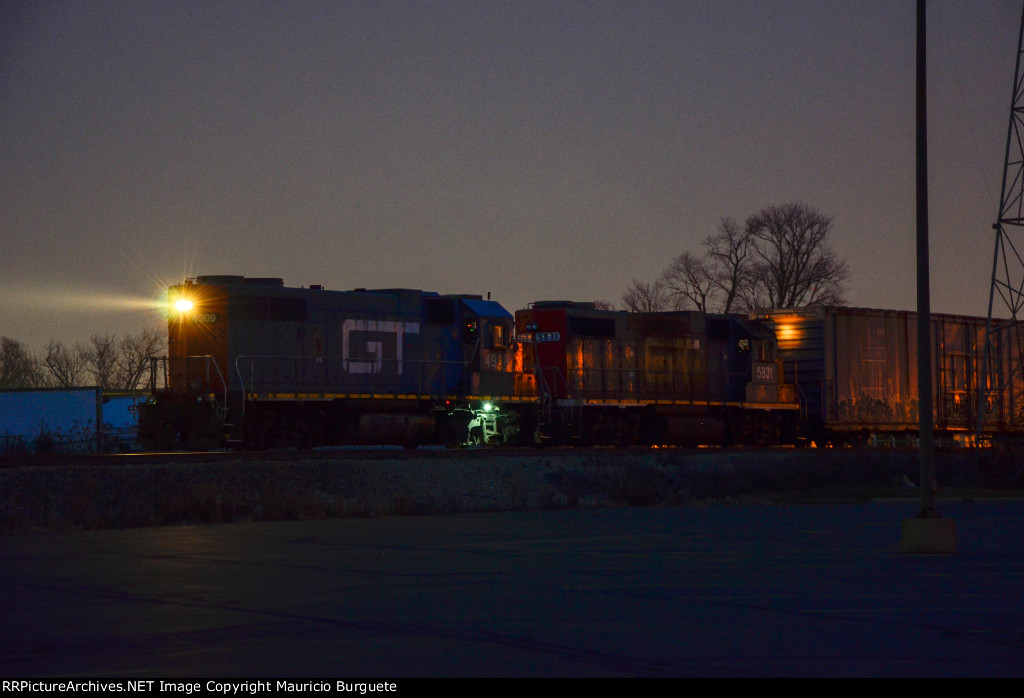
[341,319,420,375]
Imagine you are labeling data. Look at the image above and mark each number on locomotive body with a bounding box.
[753,361,776,385]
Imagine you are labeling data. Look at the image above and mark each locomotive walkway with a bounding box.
[2,501,1022,677]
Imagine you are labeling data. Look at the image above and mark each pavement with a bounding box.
[1,500,1022,677]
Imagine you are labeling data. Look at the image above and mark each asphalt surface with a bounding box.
[2,500,1022,677]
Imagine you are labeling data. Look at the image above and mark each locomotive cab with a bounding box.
[712,315,796,407]
[456,298,529,445]
[459,298,516,396]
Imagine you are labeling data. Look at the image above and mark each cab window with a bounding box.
[491,323,507,349]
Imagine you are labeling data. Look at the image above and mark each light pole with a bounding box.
[901,0,956,554]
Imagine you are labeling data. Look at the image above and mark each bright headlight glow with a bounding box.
[174,299,194,312]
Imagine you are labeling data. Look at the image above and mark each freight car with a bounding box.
[139,276,536,449]
[515,301,799,446]
[756,306,1024,444]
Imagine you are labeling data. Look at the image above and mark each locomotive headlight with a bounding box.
[174,299,195,312]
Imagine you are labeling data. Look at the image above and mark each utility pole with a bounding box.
[915,0,936,519]
[901,0,957,555]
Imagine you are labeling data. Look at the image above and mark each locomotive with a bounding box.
[516,301,799,446]
[140,276,535,449]
[139,276,796,449]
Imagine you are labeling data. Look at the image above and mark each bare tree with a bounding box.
[745,202,849,308]
[40,340,89,388]
[0,337,42,388]
[84,334,119,391]
[621,278,671,312]
[660,252,717,312]
[624,202,849,313]
[733,274,771,314]
[1,328,165,392]
[115,327,164,391]
[592,299,617,311]
[705,217,755,313]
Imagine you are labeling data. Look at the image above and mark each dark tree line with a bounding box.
[0,328,164,391]
[621,202,849,313]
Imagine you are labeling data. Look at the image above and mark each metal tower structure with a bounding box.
[980,4,1024,436]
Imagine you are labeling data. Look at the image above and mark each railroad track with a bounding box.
[0,444,709,468]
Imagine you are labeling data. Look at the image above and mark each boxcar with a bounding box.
[757,306,1024,443]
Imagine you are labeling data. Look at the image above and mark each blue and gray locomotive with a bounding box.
[140,276,534,449]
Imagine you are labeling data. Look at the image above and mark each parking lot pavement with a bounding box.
[1,500,1022,677]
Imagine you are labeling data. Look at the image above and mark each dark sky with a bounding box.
[1,0,1018,347]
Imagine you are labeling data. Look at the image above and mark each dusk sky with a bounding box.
[2,0,1020,348]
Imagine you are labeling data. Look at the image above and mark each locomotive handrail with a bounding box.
[779,357,809,422]
[558,365,780,404]
[232,355,499,400]
[187,355,229,418]
[148,355,168,392]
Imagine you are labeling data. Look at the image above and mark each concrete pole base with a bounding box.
[900,517,957,554]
